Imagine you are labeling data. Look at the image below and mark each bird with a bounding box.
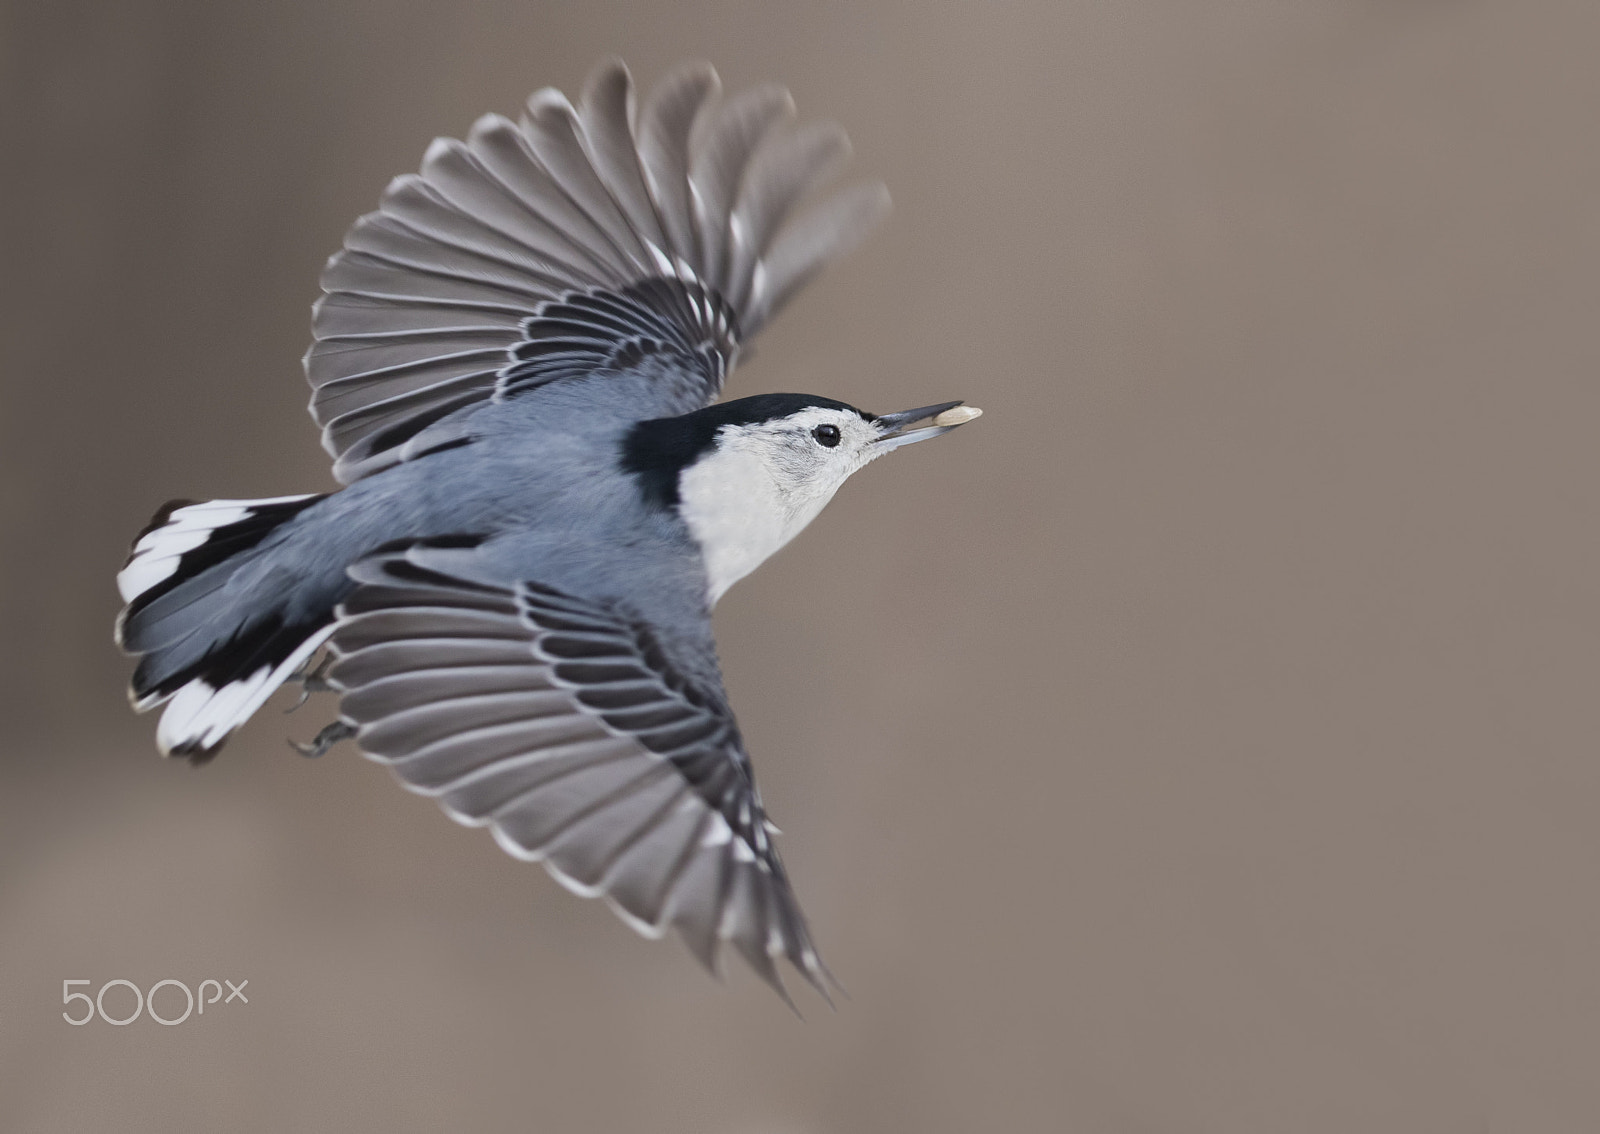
[114,58,981,1004]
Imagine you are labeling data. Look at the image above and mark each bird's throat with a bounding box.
[676,447,834,604]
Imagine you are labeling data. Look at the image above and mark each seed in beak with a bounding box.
[931,406,982,427]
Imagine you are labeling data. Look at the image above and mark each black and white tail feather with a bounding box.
[116,495,333,762]
[115,59,885,1000]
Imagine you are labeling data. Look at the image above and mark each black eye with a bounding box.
[812,423,841,448]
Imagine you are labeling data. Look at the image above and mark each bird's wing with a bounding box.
[325,542,835,1004]
[308,58,890,484]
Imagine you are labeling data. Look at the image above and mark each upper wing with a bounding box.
[308,58,891,484]
[325,543,835,1004]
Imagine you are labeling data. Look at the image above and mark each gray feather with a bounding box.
[577,59,672,262]
[542,772,692,892]
[747,181,892,332]
[688,84,794,296]
[446,740,645,825]
[638,63,720,268]
[461,116,629,280]
[519,89,653,276]
[601,796,709,931]
[724,120,851,315]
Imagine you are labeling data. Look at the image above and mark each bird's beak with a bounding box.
[872,401,984,452]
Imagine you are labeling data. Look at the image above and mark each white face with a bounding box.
[676,406,888,604]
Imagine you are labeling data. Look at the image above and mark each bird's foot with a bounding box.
[284,650,336,713]
[290,719,356,758]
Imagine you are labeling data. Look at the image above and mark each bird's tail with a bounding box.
[115,494,335,761]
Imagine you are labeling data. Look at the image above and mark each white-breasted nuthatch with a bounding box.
[115,59,981,1005]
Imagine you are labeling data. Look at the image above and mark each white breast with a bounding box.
[677,445,837,604]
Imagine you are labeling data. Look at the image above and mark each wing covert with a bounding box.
[307,58,890,484]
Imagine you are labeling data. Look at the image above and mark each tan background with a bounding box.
[4,1,1599,1131]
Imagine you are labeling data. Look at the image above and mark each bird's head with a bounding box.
[622,393,982,602]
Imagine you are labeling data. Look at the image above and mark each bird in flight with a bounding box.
[115,58,981,1004]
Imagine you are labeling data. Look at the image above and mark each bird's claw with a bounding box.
[284,650,336,713]
[290,719,356,758]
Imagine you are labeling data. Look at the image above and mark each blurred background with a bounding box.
[4,1,1599,1130]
